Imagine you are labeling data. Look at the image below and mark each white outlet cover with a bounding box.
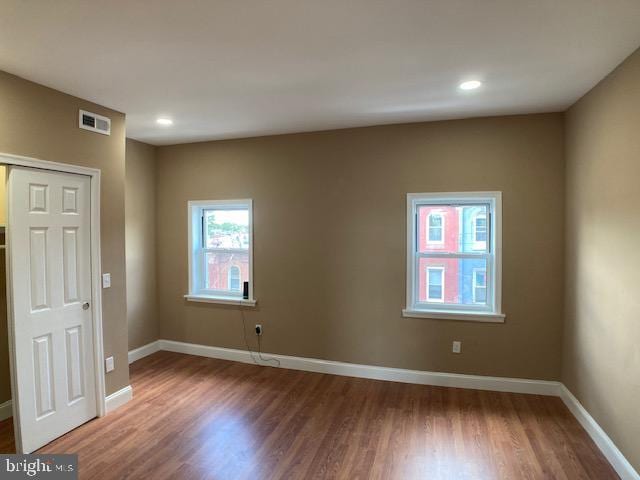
[452,341,462,354]
[105,356,115,373]
[102,273,111,288]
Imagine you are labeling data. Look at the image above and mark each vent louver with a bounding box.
[79,110,111,136]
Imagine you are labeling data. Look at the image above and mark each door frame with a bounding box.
[0,152,106,452]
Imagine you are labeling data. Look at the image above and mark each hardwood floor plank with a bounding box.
[0,351,620,479]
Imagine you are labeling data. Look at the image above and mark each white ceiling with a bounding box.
[1,1,639,145]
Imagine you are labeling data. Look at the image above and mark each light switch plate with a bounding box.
[105,356,114,373]
[102,273,111,288]
[452,341,462,354]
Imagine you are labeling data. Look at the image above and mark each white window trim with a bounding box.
[426,266,445,302]
[403,191,505,323]
[426,212,445,245]
[185,199,257,307]
[472,268,487,304]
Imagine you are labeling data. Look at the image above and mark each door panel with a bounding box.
[29,228,49,310]
[62,227,80,304]
[65,326,84,403]
[9,166,97,453]
[28,184,48,213]
[33,334,54,418]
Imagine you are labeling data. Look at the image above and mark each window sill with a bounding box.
[402,309,505,323]
[184,294,257,307]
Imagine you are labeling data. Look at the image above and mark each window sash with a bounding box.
[198,251,247,297]
[202,207,250,249]
[200,248,248,294]
[413,256,493,311]
[420,208,491,254]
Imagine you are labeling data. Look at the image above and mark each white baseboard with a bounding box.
[105,385,133,414]
[128,339,638,478]
[559,385,639,480]
[0,400,12,422]
[0,387,133,420]
[158,339,561,396]
[128,340,161,364]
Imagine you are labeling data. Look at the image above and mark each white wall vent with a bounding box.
[79,110,111,136]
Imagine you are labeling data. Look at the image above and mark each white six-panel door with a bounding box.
[8,166,97,453]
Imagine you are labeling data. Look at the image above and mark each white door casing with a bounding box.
[8,166,97,453]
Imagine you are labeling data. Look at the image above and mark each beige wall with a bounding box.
[0,70,129,396]
[156,113,565,380]
[126,139,159,350]
[564,48,640,471]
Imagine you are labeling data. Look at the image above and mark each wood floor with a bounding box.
[0,351,618,479]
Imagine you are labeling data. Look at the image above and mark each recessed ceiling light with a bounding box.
[459,80,482,91]
[156,117,173,126]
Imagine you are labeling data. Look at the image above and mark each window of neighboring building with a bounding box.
[404,192,504,321]
[427,213,444,244]
[426,266,445,302]
[474,213,487,243]
[228,265,241,292]
[472,269,487,304]
[185,199,255,305]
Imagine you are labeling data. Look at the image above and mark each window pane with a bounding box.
[205,251,248,292]
[204,208,249,249]
[417,257,488,306]
[418,204,488,253]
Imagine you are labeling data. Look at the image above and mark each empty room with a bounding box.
[0,1,638,479]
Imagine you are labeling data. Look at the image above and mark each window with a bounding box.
[185,199,255,306]
[228,266,241,291]
[426,267,445,302]
[404,192,504,321]
[427,213,444,244]
[474,213,487,243]
[472,269,487,304]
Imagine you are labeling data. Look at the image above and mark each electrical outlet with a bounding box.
[102,273,111,288]
[255,324,262,336]
[105,356,115,373]
[452,341,462,354]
